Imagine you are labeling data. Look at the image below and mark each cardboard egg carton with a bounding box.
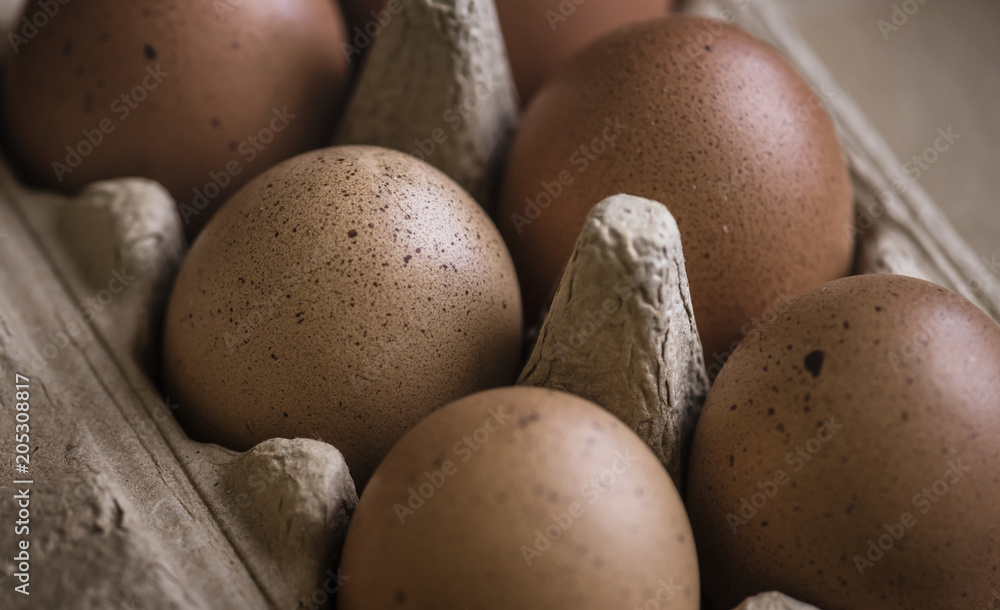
[0,172,357,610]
[0,1,996,609]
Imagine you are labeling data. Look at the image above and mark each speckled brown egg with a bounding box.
[162,146,522,488]
[498,16,854,359]
[339,386,700,609]
[685,274,1000,610]
[496,0,671,103]
[4,0,351,237]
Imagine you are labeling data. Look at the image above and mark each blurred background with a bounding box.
[776,0,998,262]
[1,0,995,258]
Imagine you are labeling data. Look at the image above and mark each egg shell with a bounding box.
[686,274,1000,609]
[339,386,700,609]
[162,145,522,488]
[4,0,351,237]
[498,16,854,357]
[496,0,671,103]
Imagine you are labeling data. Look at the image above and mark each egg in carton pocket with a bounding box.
[0,1,998,610]
[0,163,358,609]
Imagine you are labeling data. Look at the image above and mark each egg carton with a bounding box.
[0,1,997,610]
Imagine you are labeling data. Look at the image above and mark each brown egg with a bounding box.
[162,146,522,488]
[339,386,700,609]
[496,0,671,103]
[4,0,351,237]
[685,274,1000,609]
[498,16,854,359]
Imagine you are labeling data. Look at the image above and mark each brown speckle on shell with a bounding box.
[687,274,1000,609]
[4,0,352,238]
[339,387,699,609]
[803,350,825,377]
[499,16,854,358]
[163,146,523,489]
